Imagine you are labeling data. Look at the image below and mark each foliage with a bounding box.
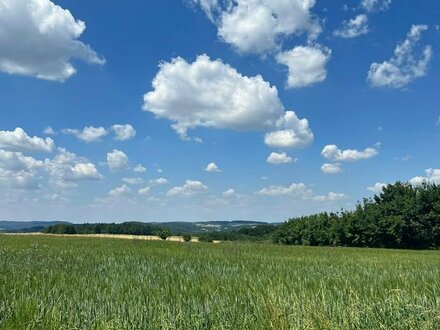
[182,234,192,242]
[197,225,276,243]
[44,222,163,236]
[158,229,172,240]
[273,182,440,249]
[1,235,440,329]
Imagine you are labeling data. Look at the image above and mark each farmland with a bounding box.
[1,235,440,329]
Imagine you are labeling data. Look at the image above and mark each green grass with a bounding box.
[1,235,440,329]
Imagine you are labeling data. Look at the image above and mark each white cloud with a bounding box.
[312,192,347,202]
[257,182,312,197]
[138,186,151,195]
[276,45,331,88]
[257,182,346,202]
[143,55,313,147]
[109,184,132,197]
[222,188,237,198]
[107,149,129,171]
[204,162,222,172]
[0,0,104,81]
[321,163,343,174]
[321,144,378,162]
[43,127,56,135]
[334,14,369,38]
[0,149,43,189]
[111,124,136,141]
[368,25,432,88]
[361,0,391,12]
[267,152,294,165]
[151,177,169,185]
[167,180,208,197]
[133,164,147,173]
[122,177,144,185]
[190,0,219,22]
[367,182,386,194]
[62,126,108,143]
[0,128,55,152]
[409,169,440,186]
[44,148,103,188]
[192,0,322,54]
[264,112,314,149]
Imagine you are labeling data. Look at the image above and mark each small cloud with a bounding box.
[43,127,57,135]
[109,184,132,197]
[367,182,386,194]
[133,164,147,173]
[138,186,151,195]
[107,149,129,171]
[267,152,294,165]
[321,163,343,174]
[167,180,208,197]
[204,162,222,172]
[111,124,136,141]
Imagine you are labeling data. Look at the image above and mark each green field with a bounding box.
[1,235,440,329]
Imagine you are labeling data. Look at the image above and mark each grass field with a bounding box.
[1,235,440,329]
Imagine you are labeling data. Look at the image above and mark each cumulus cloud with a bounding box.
[321,144,378,162]
[361,0,391,12]
[276,45,331,88]
[62,126,108,143]
[0,149,43,189]
[107,149,129,171]
[0,147,102,190]
[143,55,313,147]
[150,177,169,185]
[267,152,294,165]
[257,182,346,202]
[109,184,132,197]
[138,186,151,195]
[312,192,347,202]
[321,163,343,174]
[409,169,440,186]
[122,177,144,185]
[204,162,222,172]
[0,0,105,81]
[0,128,54,152]
[43,127,56,135]
[191,0,321,54]
[367,182,386,194]
[133,164,147,173]
[264,112,314,149]
[44,148,103,188]
[222,188,238,198]
[167,180,208,197]
[111,124,136,141]
[334,14,369,38]
[257,182,312,197]
[368,25,432,88]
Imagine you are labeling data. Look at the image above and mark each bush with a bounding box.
[182,234,192,242]
[158,229,171,240]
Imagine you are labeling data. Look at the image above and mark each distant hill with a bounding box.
[0,221,70,233]
[156,221,270,234]
[0,220,272,234]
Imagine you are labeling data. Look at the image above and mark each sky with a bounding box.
[0,0,439,223]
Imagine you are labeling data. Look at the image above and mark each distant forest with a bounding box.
[42,181,440,249]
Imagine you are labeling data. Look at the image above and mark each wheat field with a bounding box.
[1,235,440,329]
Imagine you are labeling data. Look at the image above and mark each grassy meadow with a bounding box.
[1,235,440,329]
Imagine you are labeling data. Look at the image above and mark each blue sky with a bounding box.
[0,0,439,222]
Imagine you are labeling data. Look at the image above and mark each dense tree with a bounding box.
[273,182,440,249]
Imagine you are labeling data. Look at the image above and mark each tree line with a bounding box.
[273,182,440,249]
[44,222,165,236]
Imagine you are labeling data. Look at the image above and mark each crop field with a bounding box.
[1,235,440,329]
